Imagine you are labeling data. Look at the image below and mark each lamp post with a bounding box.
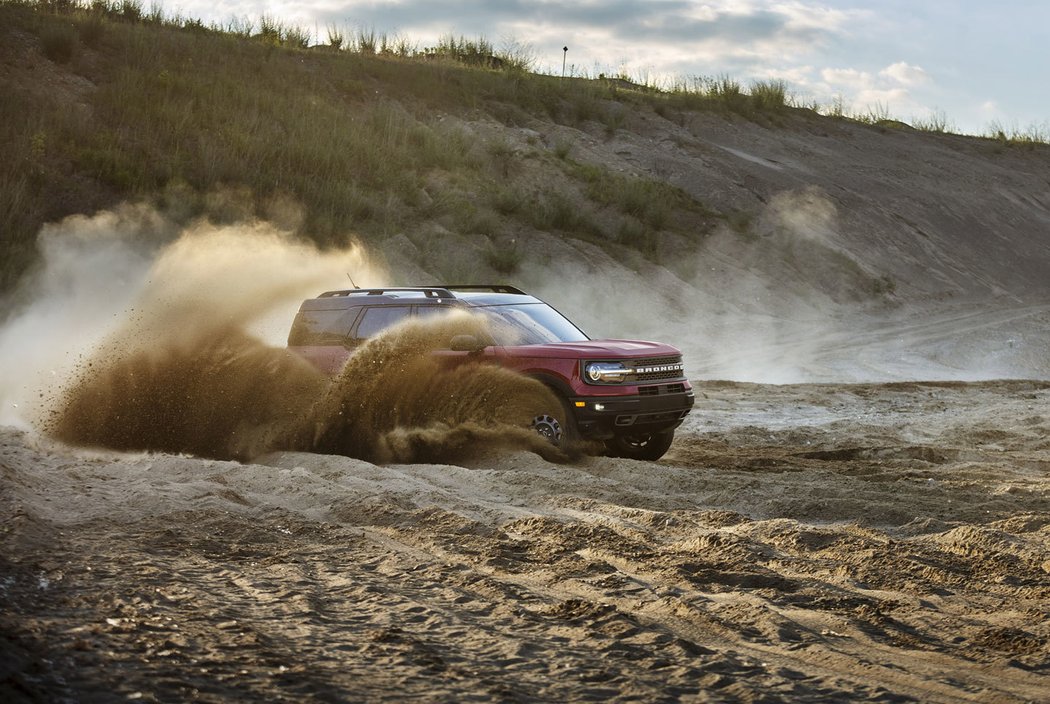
[562,46,568,78]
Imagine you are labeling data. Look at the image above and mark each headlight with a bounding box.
[585,361,629,383]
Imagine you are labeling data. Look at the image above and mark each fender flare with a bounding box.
[526,372,574,401]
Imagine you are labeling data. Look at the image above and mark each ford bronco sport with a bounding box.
[287,285,694,460]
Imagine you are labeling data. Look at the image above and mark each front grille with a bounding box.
[631,355,684,382]
[631,356,680,367]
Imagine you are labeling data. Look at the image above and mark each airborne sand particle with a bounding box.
[3,206,567,463]
[51,314,568,463]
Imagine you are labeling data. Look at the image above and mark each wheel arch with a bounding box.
[526,371,574,400]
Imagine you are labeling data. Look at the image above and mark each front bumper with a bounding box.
[570,387,695,439]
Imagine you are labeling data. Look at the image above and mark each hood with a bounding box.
[500,339,682,359]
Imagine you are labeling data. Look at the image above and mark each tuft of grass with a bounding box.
[40,21,77,62]
[913,109,956,134]
[325,25,343,50]
[526,190,583,232]
[750,79,788,112]
[571,162,684,231]
[552,139,573,160]
[986,120,1050,146]
[253,14,310,47]
[486,139,517,178]
[824,94,849,119]
[616,215,646,245]
[117,0,141,23]
[488,186,526,216]
[857,101,892,125]
[872,275,896,296]
[660,74,788,120]
[483,241,523,274]
[354,26,378,54]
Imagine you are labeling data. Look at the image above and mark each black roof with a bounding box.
[302,285,540,310]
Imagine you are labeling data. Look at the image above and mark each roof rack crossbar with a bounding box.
[441,284,526,295]
[319,287,455,299]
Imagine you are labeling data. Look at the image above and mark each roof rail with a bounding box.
[318,287,455,299]
[441,284,527,294]
[316,285,527,299]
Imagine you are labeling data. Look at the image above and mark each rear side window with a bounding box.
[288,308,359,346]
[354,306,411,340]
[415,305,456,319]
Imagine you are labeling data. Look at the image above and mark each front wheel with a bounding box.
[530,398,578,448]
[606,429,675,461]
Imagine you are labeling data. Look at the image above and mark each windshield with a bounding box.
[480,303,589,345]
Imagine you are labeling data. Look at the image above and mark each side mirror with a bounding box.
[450,334,485,352]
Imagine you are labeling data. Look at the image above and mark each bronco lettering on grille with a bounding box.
[635,364,683,374]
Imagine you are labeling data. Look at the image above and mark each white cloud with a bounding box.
[880,61,928,86]
[773,1,860,32]
[759,64,813,83]
[820,67,871,89]
[813,59,940,118]
[855,87,910,108]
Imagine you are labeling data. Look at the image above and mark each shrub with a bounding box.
[489,187,525,216]
[750,79,788,112]
[484,241,523,274]
[117,0,142,23]
[283,24,310,50]
[985,120,1050,146]
[710,75,745,108]
[552,139,572,160]
[354,26,378,54]
[486,139,516,178]
[913,109,955,134]
[573,163,679,231]
[41,22,77,63]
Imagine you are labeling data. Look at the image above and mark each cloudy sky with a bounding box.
[179,1,1046,135]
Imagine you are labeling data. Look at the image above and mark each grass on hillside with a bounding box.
[1,1,732,292]
[2,0,1045,295]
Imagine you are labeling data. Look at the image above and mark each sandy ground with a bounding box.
[3,13,1049,702]
[2,379,1047,702]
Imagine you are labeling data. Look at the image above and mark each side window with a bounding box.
[354,306,412,340]
[288,308,358,346]
[415,305,455,319]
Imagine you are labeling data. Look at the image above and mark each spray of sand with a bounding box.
[49,313,566,463]
[7,206,567,463]
[297,312,566,463]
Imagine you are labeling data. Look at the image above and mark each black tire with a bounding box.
[606,429,675,461]
[530,397,578,448]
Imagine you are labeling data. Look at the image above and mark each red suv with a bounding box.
[287,285,694,460]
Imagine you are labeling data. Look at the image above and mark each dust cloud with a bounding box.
[0,205,377,429]
[525,187,1050,383]
[4,206,567,464]
[522,188,857,384]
